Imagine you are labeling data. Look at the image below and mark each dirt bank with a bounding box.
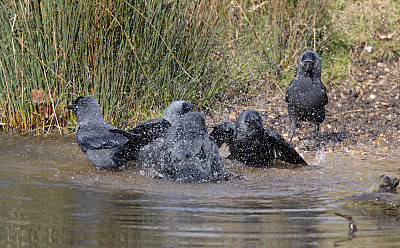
[210,56,400,156]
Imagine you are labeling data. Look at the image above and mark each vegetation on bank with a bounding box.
[332,0,400,63]
[1,0,235,133]
[3,0,394,134]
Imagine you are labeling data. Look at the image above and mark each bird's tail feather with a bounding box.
[265,130,307,166]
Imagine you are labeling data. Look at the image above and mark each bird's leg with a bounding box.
[313,123,320,149]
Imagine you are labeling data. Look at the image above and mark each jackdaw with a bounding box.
[66,96,130,170]
[285,51,328,147]
[111,100,194,165]
[159,111,225,181]
[210,110,307,167]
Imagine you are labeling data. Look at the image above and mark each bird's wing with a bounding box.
[78,129,128,150]
[209,122,236,147]
[163,132,200,164]
[110,118,171,147]
[264,130,308,165]
[321,81,328,105]
[131,118,171,140]
[285,80,296,102]
[109,118,171,162]
[205,136,224,177]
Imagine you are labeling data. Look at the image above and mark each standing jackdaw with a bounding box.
[159,111,225,181]
[210,110,307,167]
[66,96,130,170]
[285,51,328,147]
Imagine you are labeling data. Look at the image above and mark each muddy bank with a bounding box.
[211,57,400,156]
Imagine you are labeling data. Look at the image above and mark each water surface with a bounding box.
[1,134,400,247]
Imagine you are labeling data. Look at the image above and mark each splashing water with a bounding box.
[313,150,327,165]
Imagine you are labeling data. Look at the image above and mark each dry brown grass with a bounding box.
[332,0,400,61]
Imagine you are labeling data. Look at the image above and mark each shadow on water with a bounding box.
[1,134,400,247]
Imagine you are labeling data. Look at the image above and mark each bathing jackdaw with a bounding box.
[285,51,328,147]
[66,96,130,170]
[111,100,194,165]
[210,110,307,167]
[159,111,225,181]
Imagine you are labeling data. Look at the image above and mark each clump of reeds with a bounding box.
[0,0,339,133]
[0,0,235,133]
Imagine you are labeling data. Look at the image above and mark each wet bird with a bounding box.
[159,111,225,181]
[66,96,130,170]
[210,110,307,167]
[285,51,328,148]
[162,100,194,127]
[111,100,194,165]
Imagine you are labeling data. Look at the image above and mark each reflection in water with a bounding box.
[1,134,400,247]
[64,188,328,247]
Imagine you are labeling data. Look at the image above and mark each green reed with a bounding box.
[0,0,338,133]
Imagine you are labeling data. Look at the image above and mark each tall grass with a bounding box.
[0,0,233,133]
[217,0,339,90]
[0,0,338,133]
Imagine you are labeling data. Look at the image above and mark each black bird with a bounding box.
[66,96,130,170]
[159,111,225,181]
[210,110,307,167]
[111,100,194,165]
[285,51,328,147]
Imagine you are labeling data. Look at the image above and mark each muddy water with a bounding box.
[1,134,400,247]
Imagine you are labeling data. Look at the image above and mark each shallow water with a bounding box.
[1,134,400,247]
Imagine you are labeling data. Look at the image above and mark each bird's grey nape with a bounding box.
[67,96,105,123]
[162,100,193,126]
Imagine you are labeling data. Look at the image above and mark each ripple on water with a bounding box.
[1,134,400,247]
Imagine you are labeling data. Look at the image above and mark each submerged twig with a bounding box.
[335,212,358,238]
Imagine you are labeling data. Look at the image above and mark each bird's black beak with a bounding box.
[249,121,263,131]
[65,104,77,111]
[303,60,314,72]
